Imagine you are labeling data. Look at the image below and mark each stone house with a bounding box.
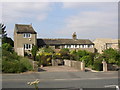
[93,38,119,53]
[37,38,95,53]
[14,24,37,56]
[14,24,95,56]
[37,32,95,53]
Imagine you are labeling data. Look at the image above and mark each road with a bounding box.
[2,70,119,89]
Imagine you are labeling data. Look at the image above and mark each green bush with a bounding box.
[59,48,70,59]
[2,58,33,73]
[2,50,20,61]
[80,55,94,67]
[2,43,13,52]
[20,57,33,71]
[92,60,103,71]
[2,60,25,73]
[2,49,33,73]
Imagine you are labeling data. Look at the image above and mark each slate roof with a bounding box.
[15,24,37,34]
[37,38,94,47]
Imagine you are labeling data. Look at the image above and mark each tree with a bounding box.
[2,43,13,52]
[0,23,7,38]
[0,23,14,46]
[2,37,14,47]
[102,48,119,64]
[43,46,54,53]
[59,48,70,59]
[31,45,38,61]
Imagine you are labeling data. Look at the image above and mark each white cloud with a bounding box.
[2,2,51,23]
[57,10,118,39]
[37,13,47,21]
[1,2,52,38]
[52,2,118,40]
[62,2,117,9]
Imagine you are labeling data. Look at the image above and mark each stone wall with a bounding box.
[64,60,85,71]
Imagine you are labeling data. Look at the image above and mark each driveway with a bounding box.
[39,66,80,72]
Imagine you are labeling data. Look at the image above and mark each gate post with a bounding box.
[52,59,55,66]
[102,60,107,72]
[81,60,85,71]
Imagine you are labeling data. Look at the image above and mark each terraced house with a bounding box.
[14,24,95,56]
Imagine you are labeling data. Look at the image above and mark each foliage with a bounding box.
[36,47,54,66]
[2,60,28,73]
[2,50,20,61]
[53,53,61,59]
[2,49,33,73]
[70,50,78,60]
[102,48,120,64]
[19,57,33,71]
[0,23,7,38]
[31,45,38,61]
[59,48,70,59]
[2,43,13,52]
[2,37,14,47]
[80,56,92,67]
[92,54,103,71]
[43,46,55,53]
[92,60,103,71]
[77,50,89,58]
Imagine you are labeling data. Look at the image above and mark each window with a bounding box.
[55,45,60,49]
[64,45,67,48]
[80,45,83,48]
[23,33,31,38]
[89,45,93,48]
[24,44,32,50]
[71,45,74,48]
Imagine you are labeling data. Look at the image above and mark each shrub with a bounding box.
[92,60,103,71]
[2,58,33,73]
[59,48,70,59]
[2,60,25,73]
[20,57,33,71]
[102,48,120,64]
[31,45,38,61]
[2,49,33,73]
[2,50,20,61]
[80,55,93,67]
[2,43,13,52]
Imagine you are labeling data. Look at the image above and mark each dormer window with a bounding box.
[23,33,31,38]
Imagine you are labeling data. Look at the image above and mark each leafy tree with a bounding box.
[79,52,95,67]
[31,45,38,61]
[70,50,78,60]
[2,43,13,52]
[59,48,70,59]
[2,37,14,47]
[77,50,89,58]
[43,46,54,53]
[102,48,119,64]
[0,23,14,47]
[0,23,7,38]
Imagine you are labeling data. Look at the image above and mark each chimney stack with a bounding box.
[72,32,77,40]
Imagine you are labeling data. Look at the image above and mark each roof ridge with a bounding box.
[15,24,31,26]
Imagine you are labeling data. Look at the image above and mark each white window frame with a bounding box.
[24,44,32,50]
[23,33,31,38]
[65,45,67,48]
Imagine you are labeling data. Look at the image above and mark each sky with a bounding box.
[1,1,118,40]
